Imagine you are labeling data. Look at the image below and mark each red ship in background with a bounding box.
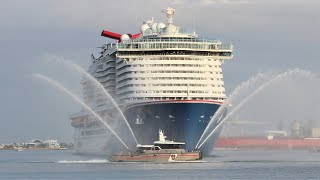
[215,137,320,150]
[215,120,320,151]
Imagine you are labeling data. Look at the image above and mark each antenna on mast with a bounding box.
[193,16,196,35]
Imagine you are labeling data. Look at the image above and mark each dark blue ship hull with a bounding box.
[123,100,225,153]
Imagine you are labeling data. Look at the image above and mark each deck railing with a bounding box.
[116,42,233,51]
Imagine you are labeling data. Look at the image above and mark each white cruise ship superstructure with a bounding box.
[70,7,233,155]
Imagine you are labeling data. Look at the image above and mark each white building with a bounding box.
[44,139,60,149]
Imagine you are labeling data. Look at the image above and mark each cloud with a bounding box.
[168,0,251,6]
[200,0,251,5]
[0,0,319,144]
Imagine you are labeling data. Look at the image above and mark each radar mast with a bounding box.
[162,7,175,25]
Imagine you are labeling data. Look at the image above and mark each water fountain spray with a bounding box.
[196,68,314,149]
[45,55,138,145]
[195,72,268,148]
[33,73,130,149]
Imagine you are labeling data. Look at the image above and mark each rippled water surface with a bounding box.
[1,149,320,179]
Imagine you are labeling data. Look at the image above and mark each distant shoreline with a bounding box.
[0,147,71,151]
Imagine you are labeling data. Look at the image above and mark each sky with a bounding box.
[0,0,319,143]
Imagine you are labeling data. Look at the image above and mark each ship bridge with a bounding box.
[116,37,233,59]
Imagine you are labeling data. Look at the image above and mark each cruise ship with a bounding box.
[70,7,233,155]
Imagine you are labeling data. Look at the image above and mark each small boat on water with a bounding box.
[14,148,23,152]
[110,130,202,162]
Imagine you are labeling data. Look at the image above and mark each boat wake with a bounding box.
[168,160,207,163]
[57,159,109,164]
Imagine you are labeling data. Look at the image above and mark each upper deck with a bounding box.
[100,7,233,59]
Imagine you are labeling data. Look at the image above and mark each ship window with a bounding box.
[155,144,184,149]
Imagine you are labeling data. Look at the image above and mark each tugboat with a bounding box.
[110,130,202,162]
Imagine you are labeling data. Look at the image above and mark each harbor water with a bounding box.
[1,149,320,179]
